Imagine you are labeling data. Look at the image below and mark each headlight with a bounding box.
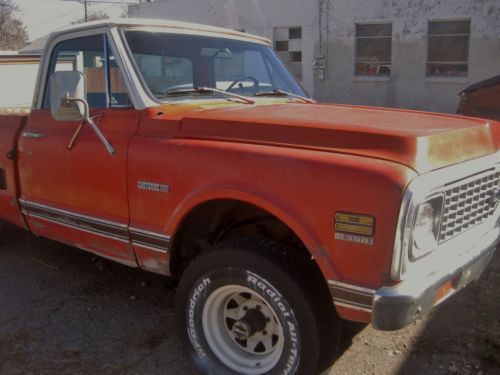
[410,195,444,259]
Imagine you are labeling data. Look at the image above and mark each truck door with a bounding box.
[17,34,139,265]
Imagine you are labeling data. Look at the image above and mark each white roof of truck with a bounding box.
[48,18,271,46]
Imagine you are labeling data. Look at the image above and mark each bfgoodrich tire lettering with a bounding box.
[176,240,322,374]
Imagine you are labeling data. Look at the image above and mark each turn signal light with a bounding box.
[335,212,375,236]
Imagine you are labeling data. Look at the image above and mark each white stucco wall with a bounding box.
[130,0,500,113]
[320,0,500,113]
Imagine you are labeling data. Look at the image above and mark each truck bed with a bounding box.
[0,108,29,227]
[0,107,31,115]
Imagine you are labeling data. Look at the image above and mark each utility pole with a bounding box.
[61,0,142,22]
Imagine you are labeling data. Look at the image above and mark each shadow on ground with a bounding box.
[0,221,196,374]
[1,220,498,374]
[397,250,500,375]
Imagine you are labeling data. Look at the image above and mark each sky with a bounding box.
[13,0,138,41]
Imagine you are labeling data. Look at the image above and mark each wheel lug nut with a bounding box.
[266,317,271,322]
[256,305,261,310]
[263,330,268,335]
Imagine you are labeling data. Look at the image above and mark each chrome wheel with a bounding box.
[202,285,285,374]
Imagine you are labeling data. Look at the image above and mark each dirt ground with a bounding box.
[0,220,498,375]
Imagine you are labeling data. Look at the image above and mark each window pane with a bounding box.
[429,20,470,35]
[289,51,302,62]
[214,50,273,92]
[355,23,392,76]
[356,23,392,37]
[428,35,469,62]
[289,27,302,40]
[426,63,468,77]
[107,48,131,107]
[355,63,391,76]
[162,57,193,90]
[133,54,193,94]
[356,37,392,62]
[427,20,470,76]
[275,41,288,51]
[124,31,306,99]
[44,35,106,109]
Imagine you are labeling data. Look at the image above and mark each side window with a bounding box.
[108,48,131,107]
[43,35,130,109]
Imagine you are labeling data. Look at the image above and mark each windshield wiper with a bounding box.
[254,89,315,103]
[164,86,255,104]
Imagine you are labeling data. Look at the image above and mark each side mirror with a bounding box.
[50,71,88,122]
[49,70,115,156]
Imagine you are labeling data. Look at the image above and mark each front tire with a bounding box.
[175,239,326,374]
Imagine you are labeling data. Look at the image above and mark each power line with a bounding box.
[60,0,141,22]
[39,8,83,25]
[60,0,142,5]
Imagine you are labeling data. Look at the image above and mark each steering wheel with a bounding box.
[225,76,259,93]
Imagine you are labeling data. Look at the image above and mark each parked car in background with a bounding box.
[457,75,500,121]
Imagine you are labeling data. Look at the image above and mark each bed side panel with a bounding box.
[0,114,27,227]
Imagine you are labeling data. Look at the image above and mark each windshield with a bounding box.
[122,30,307,100]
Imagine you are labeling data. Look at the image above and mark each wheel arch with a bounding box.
[166,189,333,280]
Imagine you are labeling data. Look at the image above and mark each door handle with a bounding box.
[22,131,45,139]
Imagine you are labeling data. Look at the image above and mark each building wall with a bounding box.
[130,0,500,113]
[322,0,500,113]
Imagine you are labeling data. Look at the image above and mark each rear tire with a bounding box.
[175,238,335,374]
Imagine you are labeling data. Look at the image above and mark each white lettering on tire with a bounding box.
[187,277,211,357]
[246,271,300,375]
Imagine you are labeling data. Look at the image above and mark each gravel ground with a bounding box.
[0,220,498,374]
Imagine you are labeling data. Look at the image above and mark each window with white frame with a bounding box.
[427,20,470,77]
[355,23,392,76]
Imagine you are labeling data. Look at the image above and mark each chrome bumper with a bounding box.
[372,231,499,331]
[329,222,500,331]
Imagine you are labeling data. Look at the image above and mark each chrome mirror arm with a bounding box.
[67,121,84,150]
[62,96,115,156]
[87,116,115,156]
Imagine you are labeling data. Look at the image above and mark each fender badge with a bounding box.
[138,181,170,193]
[335,232,373,246]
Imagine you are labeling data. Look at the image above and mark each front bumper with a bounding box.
[329,221,500,331]
[372,244,496,330]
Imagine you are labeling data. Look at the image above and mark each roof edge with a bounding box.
[47,18,271,45]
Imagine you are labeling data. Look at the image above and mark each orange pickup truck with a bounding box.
[1,19,499,374]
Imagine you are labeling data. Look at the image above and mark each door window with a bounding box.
[43,34,130,109]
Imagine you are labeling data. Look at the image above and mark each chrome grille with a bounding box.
[439,169,500,243]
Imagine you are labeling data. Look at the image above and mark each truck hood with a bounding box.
[179,103,499,173]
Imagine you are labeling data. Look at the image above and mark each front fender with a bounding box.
[165,185,337,277]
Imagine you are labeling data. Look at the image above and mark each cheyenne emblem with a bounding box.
[138,181,170,193]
